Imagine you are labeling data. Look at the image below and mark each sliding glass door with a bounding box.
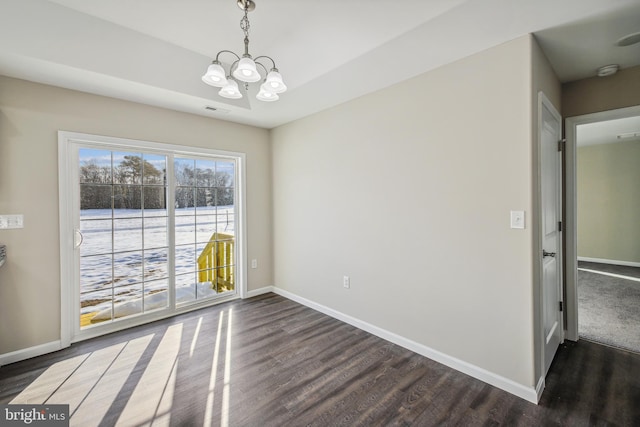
[60,133,243,341]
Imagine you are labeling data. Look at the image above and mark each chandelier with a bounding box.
[201,0,287,102]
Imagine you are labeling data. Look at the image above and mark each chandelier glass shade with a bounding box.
[219,79,242,99]
[202,63,227,86]
[202,0,287,101]
[256,88,279,102]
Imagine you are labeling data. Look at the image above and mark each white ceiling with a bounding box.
[577,116,640,147]
[1,0,640,129]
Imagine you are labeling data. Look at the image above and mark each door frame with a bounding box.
[564,104,640,341]
[58,131,248,347]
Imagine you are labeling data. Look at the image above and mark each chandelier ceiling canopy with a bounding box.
[202,0,287,102]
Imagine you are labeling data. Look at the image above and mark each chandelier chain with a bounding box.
[240,8,250,39]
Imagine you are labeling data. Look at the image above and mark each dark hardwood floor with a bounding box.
[1,293,639,426]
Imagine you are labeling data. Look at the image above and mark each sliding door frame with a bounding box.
[59,131,247,346]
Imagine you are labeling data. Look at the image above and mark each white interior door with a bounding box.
[540,93,563,374]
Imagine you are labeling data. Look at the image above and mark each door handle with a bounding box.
[543,250,556,258]
[74,229,84,249]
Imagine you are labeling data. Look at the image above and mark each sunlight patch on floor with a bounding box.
[204,312,224,427]
[8,313,235,425]
[117,323,183,426]
[33,343,128,413]
[10,354,90,404]
[70,334,154,424]
[221,308,233,427]
[190,317,204,357]
[10,334,155,423]
[578,268,640,283]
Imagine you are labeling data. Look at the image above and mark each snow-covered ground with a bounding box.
[80,206,235,322]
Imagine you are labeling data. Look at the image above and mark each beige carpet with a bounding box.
[578,261,640,354]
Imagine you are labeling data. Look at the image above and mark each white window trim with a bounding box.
[58,131,247,346]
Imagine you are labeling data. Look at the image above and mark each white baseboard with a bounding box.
[578,257,640,268]
[0,340,63,367]
[245,286,274,298]
[271,287,539,404]
[535,376,546,402]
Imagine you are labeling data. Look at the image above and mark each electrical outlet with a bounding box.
[0,215,24,229]
[343,276,350,289]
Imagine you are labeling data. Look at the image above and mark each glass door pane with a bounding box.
[79,149,168,328]
[174,157,235,305]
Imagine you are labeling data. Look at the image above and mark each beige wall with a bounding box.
[271,35,540,389]
[562,65,640,118]
[577,141,640,263]
[0,76,272,355]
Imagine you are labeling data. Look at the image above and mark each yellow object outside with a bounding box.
[197,232,235,292]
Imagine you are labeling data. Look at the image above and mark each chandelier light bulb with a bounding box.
[256,88,279,102]
[219,79,243,99]
[202,62,228,87]
[233,57,261,82]
[263,70,287,93]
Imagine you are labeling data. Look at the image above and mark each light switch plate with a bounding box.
[0,215,24,229]
[510,211,525,229]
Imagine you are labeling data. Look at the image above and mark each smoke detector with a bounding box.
[596,64,619,77]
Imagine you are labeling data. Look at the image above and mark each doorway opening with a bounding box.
[565,105,640,353]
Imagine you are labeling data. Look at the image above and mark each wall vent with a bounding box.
[205,106,231,114]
